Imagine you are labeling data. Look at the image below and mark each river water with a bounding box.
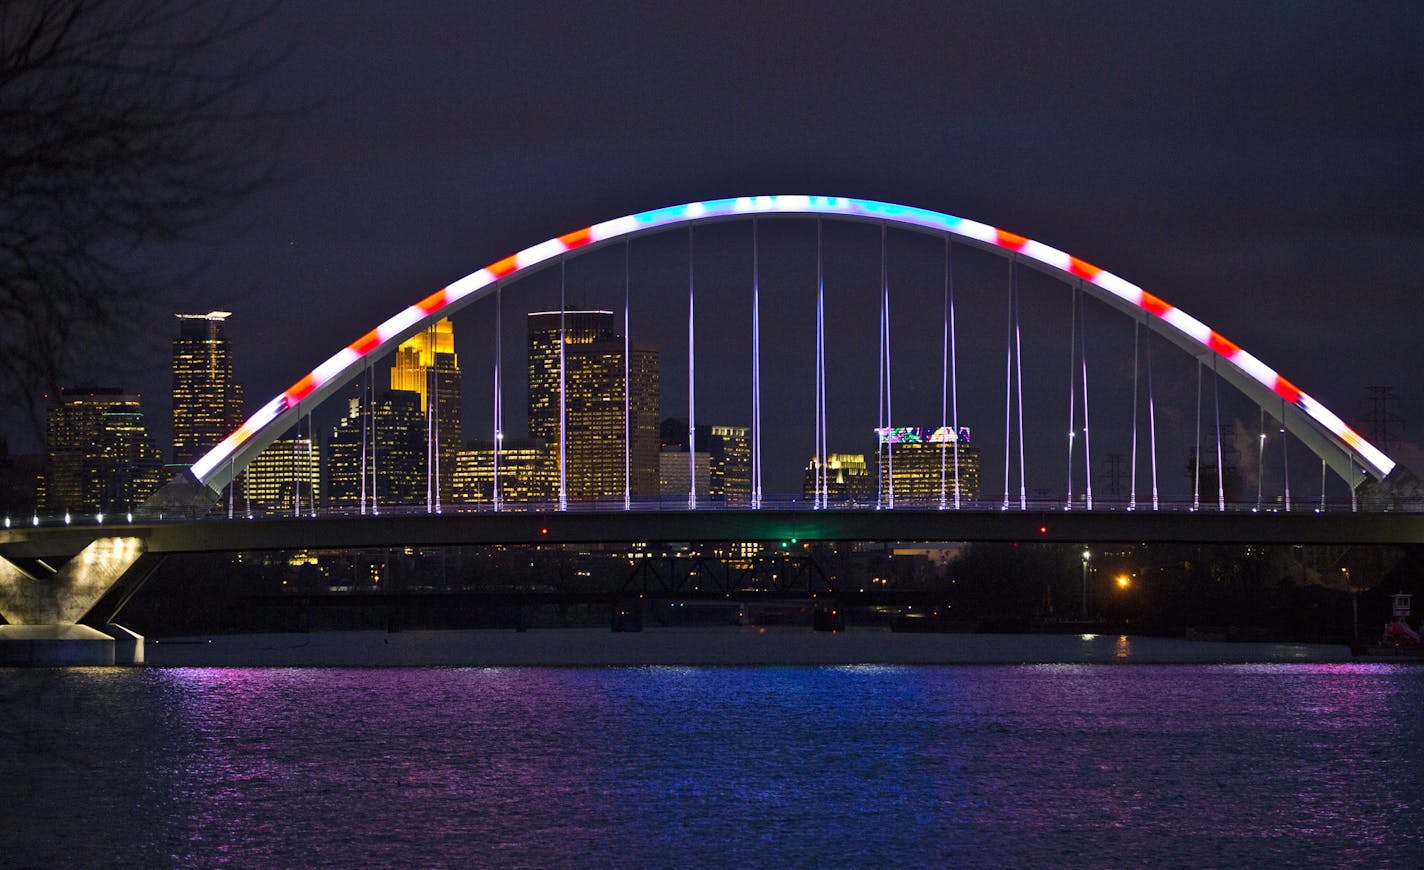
[3,663,1422,867]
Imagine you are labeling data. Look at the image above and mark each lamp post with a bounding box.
[1081,548,1091,620]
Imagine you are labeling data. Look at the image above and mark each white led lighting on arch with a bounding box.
[184,194,1396,488]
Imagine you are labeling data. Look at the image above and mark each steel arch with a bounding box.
[182,195,1394,496]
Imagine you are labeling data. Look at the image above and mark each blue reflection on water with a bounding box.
[2,664,1421,866]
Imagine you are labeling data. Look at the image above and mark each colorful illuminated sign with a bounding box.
[876,427,971,445]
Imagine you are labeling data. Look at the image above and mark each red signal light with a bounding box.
[539,527,549,535]
[1039,525,1048,534]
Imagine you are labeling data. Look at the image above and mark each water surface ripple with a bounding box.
[3,664,1421,867]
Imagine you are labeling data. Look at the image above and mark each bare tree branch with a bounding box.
[0,0,283,436]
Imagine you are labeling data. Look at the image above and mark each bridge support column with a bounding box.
[0,537,152,666]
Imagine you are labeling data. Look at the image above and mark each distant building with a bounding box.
[171,311,244,467]
[660,449,710,500]
[708,425,751,505]
[663,420,749,505]
[39,387,163,514]
[326,391,427,508]
[451,439,556,505]
[243,438,321,513]
[527,311,659,501]
[803,453,871,504]
[873,426,980,504]
[389,318,461,499]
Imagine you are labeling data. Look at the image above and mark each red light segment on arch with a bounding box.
[349,329,381,356]
[416,289,448,314]
[559,227,593,249]
[1272,377,1302,405]
[1207,332,1240,357]
[996,229,1029,250]
[1068,256,1102,281]
[487,255,519,279]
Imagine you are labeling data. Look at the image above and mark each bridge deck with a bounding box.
[3,509,1423,560]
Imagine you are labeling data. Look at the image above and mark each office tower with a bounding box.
[527,311,660,501]
[874,426,981,503]
[802,453,872,504]
[451,439,556,505]
[389,317,462,498]
[708,425,751,505]
[171,312,245,466]
[39,387,163,513]
[663,419,749,505]
[660,449,710,499]
[242,437,322,513]
[326,391,427,508]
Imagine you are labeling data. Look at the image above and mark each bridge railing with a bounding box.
[12,495,1424,530]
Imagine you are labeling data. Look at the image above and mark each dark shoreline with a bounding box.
[139,627,1360,668]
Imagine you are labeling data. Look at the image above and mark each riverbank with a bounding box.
[142,627,1355,667]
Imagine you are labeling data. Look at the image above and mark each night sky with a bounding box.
[66,1,1424,496]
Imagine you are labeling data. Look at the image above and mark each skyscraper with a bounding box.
[527,311,659,501]
[708,425,751,505]
[660,419,750,505]
[874,426,981,504]
[171,312,245,467]
[451,439,556,505]
[802,453,871,504]
[326,391,427,508]
[243,437,322,513]
[389,317,462,498]
[40,387,163,513]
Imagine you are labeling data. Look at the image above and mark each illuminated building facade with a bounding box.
[40,388,163,513]
[172,312,245,466]
[874,426,981,503]
[389,318,462,498]
[326,391,427,507]
[451,439,556,505]
[708,425,751,504]
[802,453,871,503]
[527,311,659,501]
[243,437,321,512]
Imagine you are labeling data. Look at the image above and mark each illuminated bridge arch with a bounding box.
[179,195,1395,499]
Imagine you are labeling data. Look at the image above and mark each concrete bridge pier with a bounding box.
[0,537,161,666]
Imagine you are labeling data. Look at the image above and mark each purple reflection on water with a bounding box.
[3,664,1422,866]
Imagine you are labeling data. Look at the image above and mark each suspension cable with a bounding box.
[688,226,697,510]
[1193,360,1202,511]
[949,237,961,510]
[558,257,567,512]
[1079,282,1092,511]
[1147,321,1159,511]
[1129,320,1140,510]
[1213,356,1224,511]
[1014,259,1026,510]
[624,239,631,511]
[751,219,762,509]
[1066,285,1078,510]
[493,282,502,511]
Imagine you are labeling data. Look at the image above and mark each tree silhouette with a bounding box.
[0,0,278,429]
